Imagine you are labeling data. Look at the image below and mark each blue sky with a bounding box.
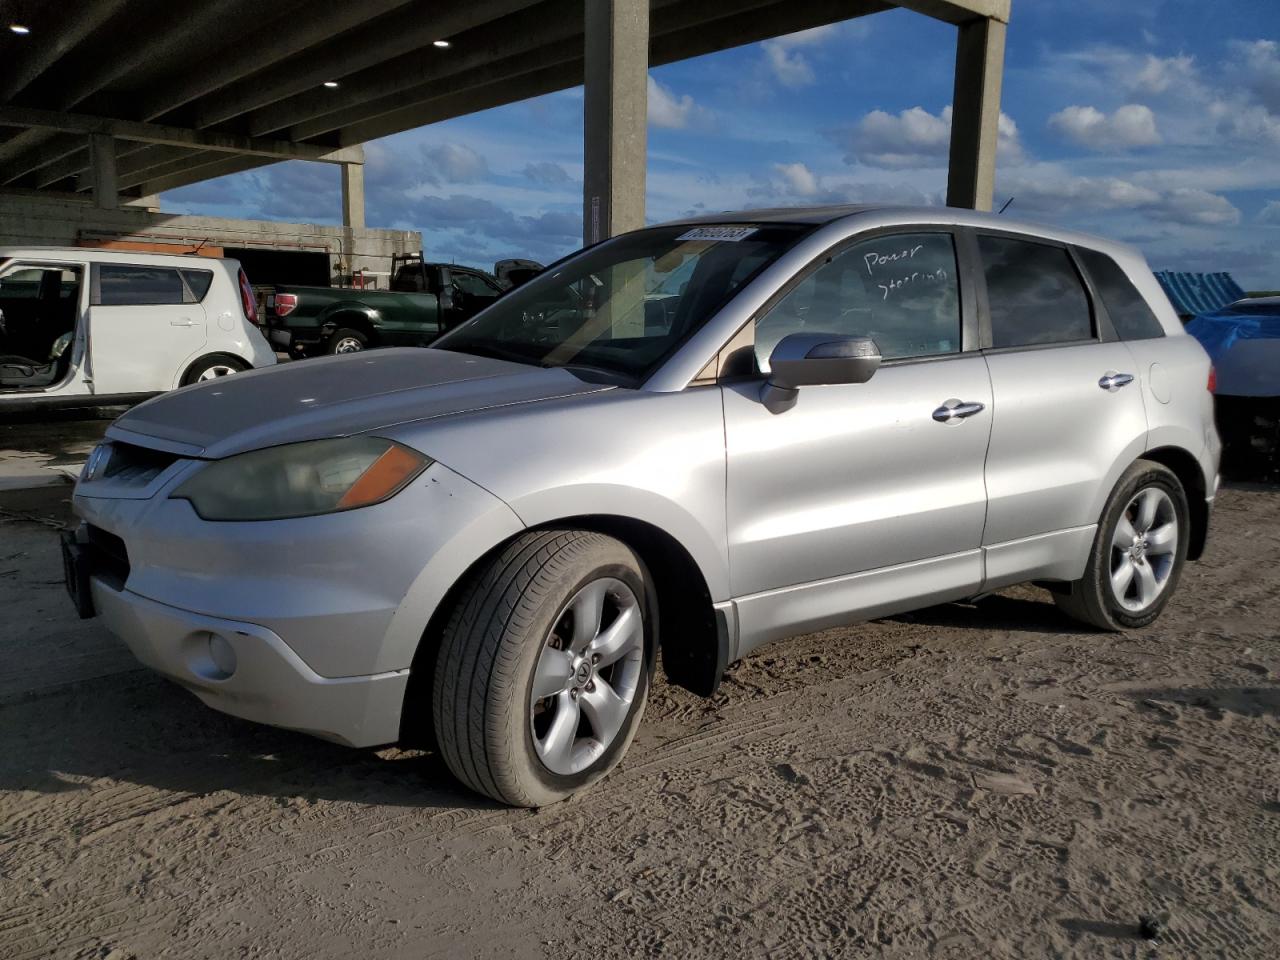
[164,0,1280,288]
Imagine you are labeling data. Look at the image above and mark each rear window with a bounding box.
[979,235,1093,348]
[96,265,186,306]
[1076,248,1165,341]
[180,269,214,302]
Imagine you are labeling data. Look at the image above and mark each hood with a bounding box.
[109,348,612,459]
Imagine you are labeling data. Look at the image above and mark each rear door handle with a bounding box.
[169,318,198,327]
[933,399,986,423]
[1099,371,1134,391]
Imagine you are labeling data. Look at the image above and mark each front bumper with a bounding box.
[92,576,408,747]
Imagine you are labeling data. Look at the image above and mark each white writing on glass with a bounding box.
[862,244,924,275]
[877,268,948,301]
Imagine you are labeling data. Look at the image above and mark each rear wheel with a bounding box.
[1054,460,1189,630]
[431,530,652,807]
[327,328,368,354]
[181,353,247,385]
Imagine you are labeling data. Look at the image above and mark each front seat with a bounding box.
[0,332,73,389]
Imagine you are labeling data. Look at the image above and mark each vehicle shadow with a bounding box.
[0,670,501,812]
[887,592,1084,635]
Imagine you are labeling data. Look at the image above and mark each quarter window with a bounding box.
[1076,247,1165,341]
[979,236,1093,348]
[96,265,186,306]
[180,269,214,302]
[754,232,961,370]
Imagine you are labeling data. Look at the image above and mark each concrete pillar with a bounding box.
[341,161,365,230]
[945,17,1006,211]
[582,0,648,246]
[89,134,118,210]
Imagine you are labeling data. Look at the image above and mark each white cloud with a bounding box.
[1229,39,1280,113]
[759,24,841,89]
[1258,200,1280,226]
[647,76,712,130]
[1049,104,1162,150]
[1211,100,1280,146]
[523,161,573,186]
[834,105,1024,169]
[421,142,489,184]
[998,166,1240,227]
[1132,53,1198,95]
[773,162,819,196]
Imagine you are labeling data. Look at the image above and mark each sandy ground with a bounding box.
[1,480,1278,959]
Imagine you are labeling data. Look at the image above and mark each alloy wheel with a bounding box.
[333,337,364,353]
[197,364,239,381]
[529,578,644,775]
[1109,486,1179,612]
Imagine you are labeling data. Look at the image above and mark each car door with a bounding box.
[722,229,993,654]
[974,231,1148,585]
[88,263,207,394]
[450,269,503,321]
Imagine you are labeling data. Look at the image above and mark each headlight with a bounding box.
[172,436,430,521]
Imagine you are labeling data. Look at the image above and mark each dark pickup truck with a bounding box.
[263,256,541,355]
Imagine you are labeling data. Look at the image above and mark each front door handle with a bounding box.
[169,318,198,327]
[1099,371,1135,391]
[933,399,986,423]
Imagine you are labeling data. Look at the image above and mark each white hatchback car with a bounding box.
[0,247,275,411]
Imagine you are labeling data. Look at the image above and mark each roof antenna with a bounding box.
[997,196,1014,215]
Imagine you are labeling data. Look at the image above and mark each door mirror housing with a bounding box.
[760,333,881,413]
[438,285,456,312]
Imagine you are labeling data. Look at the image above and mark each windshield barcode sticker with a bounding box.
[676,225,759,243]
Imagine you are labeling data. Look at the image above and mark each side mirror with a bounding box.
[760,333,881,413]
[439,286,456,312]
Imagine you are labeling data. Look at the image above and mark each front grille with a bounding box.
[86,524,130,586]
[101,442,180,486]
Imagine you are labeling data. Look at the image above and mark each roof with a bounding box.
[1153,270,1246,317]
[0,245,231,267]
[0,1,1007,202]
[659,203,1139,256]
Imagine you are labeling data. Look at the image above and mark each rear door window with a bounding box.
[95,265,186,306]
[979,235,1093,348]
[1076,247,1165,341]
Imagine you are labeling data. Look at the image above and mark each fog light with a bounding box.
[208,633,237,677]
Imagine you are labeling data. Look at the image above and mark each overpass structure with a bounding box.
[0,0,1010,247]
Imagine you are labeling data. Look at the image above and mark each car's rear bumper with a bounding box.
[91,576,407,747]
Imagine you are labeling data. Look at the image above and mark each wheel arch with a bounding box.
[319,306,380,342]
[399,513,725,747]
[1142,445,1209,560]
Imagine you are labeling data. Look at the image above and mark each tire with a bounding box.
[1054,460,1190,631]
[181,353,247,386]
[327,328,368,354]
[432,530,654,807]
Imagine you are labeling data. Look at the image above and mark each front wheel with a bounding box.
[1054,460,1190,630]
[432,530,652,807]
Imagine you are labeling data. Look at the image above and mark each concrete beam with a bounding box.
[192,0,537,131]
[89,135,118,210]
[253,0,585,138]
[582,0,649,246]
[341,163,366,231]
[895,0,1010,24]
[945,16,1006,211]
[0,0,130,101]
[131,0,412,122]
[0,107,361,164]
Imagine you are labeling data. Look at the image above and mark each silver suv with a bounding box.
[66,206,1220,807]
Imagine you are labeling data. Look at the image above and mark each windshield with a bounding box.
[433,223,811,381]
